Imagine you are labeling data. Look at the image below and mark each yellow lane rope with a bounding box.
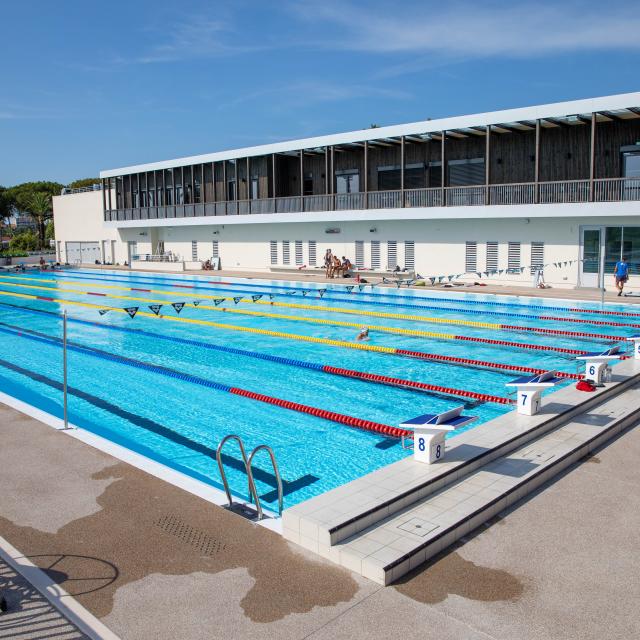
[0,274,501,330]
[0,280,461,341]
[0,288,399,355]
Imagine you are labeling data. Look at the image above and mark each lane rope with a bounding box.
[0,322,410,438]
[0,298,584,380]
[35,268,640,319]
[0,281,613,353]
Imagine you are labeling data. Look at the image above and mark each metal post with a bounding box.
[534,119,541,204]
[485,125,491,205]
[440,131,446,206]
[101,179,106,212]
[272,153,277,209]
[364,140,369,208]
[589,112,597,202]
[222,161,227,215]
[330,145,335,209]
[599,230,606,306]
[63,310,69,429]
[400,136,405,207]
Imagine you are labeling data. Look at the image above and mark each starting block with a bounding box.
[400,405,477,464]
[626,336,640,360]
[505,370,561,415]
[575,346,622,384]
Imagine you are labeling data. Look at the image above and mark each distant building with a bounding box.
[53,92,640,287]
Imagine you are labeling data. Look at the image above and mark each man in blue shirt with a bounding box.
[614,256,630,296]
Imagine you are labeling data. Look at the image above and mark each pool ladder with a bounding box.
[215,435,283,520]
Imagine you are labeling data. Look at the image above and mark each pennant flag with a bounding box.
[346,285,354,293]
[448,275,454,282]
[214,298,225,306]
[251,294,263,302]
[192,300,203,307]
[172,302,185,314]
[438,276,445,283]
[429,277,436,285]
[302,290,309,297]
[233,297,242,304]
[358,284,365,291]
[476,272,482,279]
[148,304,163,316]
[124,306,139,319]
[98,309,110,316]
[484,271,489,277]
[269,294,275,300]
[318,289,326,298]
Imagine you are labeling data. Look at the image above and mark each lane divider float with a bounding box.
[0,323,410,438]
[40,269,640,319]
[0,281,614,353]
[0,298,584,381]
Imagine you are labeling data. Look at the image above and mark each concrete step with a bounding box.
[320,384,640,584]
[283,360,640,551]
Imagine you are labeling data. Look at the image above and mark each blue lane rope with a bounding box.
[14,269,629,325]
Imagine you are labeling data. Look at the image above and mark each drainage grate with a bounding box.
[154,515,227,556]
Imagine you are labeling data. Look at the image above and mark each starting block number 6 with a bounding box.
[588,365,596,377]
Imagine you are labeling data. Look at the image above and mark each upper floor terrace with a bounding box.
[97,93,640,223]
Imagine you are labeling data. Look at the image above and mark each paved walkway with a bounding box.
[0,403,639,639]
[0,557,88,639]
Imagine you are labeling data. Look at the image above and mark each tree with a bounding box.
[28,191,53,248]
[0,186,11,242]
[45,220,55,244]
[67,177,100,190]
[4,182,62,250]
[10,230,38,251]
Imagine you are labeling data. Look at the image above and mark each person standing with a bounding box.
[324,249,333,278]
[614,255,630,296]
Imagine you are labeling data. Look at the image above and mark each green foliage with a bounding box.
[0,249,29,258]
[0,186,12,222]
[10,230,39,251]
[45,220,55,242]
[67,178,100,189]
[5,181,63,213]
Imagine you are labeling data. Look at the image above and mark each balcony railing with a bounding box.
[104,177,640,222]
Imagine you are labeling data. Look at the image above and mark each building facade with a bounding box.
[53,92,640,288]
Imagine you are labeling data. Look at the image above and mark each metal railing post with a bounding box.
[63,310,70,429]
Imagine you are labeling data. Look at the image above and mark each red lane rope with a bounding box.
[499,324,621,342]
[539,314,640,329]
[453,334,586,355]
[569,307,640,318]
[394,349,583,380]
[321,365,515,405]
[228,387,410,438]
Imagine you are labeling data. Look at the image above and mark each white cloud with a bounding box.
[290,0,640,57]
[138,17,261,64]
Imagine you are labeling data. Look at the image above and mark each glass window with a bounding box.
[623,227,640,274]
[604,227,622,274]
[336,172,359,194]
[583,229,600,274]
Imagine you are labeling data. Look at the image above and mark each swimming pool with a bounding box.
[0,268,636,511]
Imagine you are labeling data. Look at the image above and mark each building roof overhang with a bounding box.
[100,92,640,179]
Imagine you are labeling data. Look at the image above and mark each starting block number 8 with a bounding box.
[432,444,442,460]
[418,437,425,452]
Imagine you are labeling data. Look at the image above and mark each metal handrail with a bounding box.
[247,445,283,517]
[215,434,261,514]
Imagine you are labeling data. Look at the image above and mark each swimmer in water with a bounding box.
[356,327,370,341]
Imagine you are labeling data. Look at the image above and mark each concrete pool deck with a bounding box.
[1,401,639,639]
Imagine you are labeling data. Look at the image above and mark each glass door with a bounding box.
[580,226,601,287]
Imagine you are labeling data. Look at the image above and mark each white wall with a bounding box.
[53,191,640,289]
[53,189,128,264]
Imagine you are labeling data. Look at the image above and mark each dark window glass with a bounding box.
[604,226,622,273]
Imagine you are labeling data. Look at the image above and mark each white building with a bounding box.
[53,92,640,288]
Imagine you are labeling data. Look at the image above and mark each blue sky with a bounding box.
[1,0,639,185]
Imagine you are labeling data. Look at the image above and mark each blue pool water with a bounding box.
[0,268,636,510]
